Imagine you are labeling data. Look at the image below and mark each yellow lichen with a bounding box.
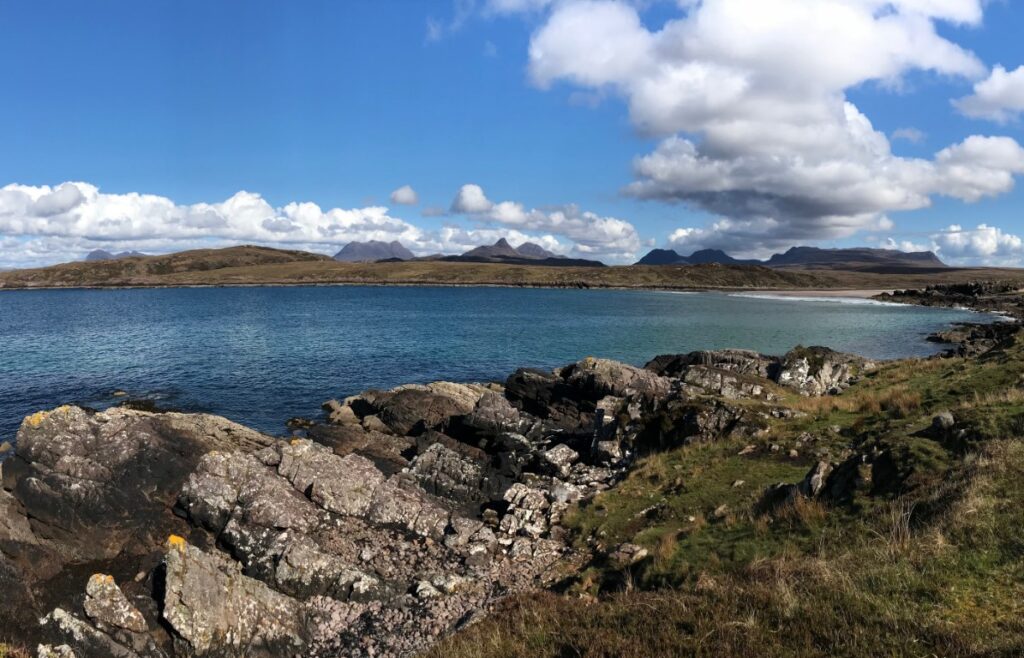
[24,411,49,428]
[290,438,301,446]
[167,534,187,551]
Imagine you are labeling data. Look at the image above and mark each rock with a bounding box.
[83,574,147,634]
[410,442,507,510]
[322,399,359,425]
[162,537,308,657]
[38,608,139,658]
[449,390,521,440]
[776,346,873,396]
[608,542,649,568]
[681,366,771,400]
[712,504,729,520]
[0,440,12,455]
[561,357,671,402]
[37,645,77,658]
[646,349,776,379]
[788,449,800,459]
[541,444,579,478]
[3,405,274,564]
[932,411,956,433]
[800,461,834,498]
[278,440,385,517]
[595,440,624,464]
[732,480,745,488]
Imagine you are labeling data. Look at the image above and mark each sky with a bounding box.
[2,0,1024,268]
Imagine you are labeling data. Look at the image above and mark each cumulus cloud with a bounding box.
[930,224,1024,265]
[449,183,641,260]
[892,127,926,143]
[0,181,642,267]
[390,185,419,205]
[0,181,431,268]
[954,65,1024,123]
[451,184,494,213]
[525,0,1024,256]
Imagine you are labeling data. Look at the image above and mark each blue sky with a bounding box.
[1,0,1023,267]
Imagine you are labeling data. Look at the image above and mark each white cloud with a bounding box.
[892,127,926,143]
[525,0,1024,255]
[0,181,641,267]
[930,224,1024,265]
[0,181,430,268]
[449,183,641,260]
[485,0,554,14]
[451,183,494,213]
[884,237,930,253]
[954,65,1024,123]
[390,185,419,205]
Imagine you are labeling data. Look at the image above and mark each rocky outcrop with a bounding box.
[0,346,882,657]
[647,346,871,398]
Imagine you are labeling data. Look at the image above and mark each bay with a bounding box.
[0,286,993,442]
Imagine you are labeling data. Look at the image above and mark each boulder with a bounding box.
[776,347,873,396]
[560,357,671,402]
[2,406,274,564]
[162,537,308,657]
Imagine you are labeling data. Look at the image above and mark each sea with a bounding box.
[0,285,997,443]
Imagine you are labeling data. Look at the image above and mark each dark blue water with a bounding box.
[0,286,992,442]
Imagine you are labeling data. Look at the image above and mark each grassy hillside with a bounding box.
[0,245,329,288]
[3,245,1024,291]
[431,336,1024,657]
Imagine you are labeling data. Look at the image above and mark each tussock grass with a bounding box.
[434,336,1024,658]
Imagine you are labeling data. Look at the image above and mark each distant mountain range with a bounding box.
[439,238,604,267]
[333,240,415,262]
[336,238,605,267]
[637,246,947,271]
[85,249,148,261]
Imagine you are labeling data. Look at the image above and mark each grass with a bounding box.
[0,643,32,658]
[6,245,1024,292]
[430,334,1024,658]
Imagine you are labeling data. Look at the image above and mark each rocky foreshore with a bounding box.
[0,343,884,658]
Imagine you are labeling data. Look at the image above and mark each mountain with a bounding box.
[766,247,947,270]
[686,249,760,266]
[445,239,605,267]
[637,248,688,265]
[461,238,524,260]
[515,241,558,259]
[333,240,414,262]
[85,249,147,261]
[636,246,947,271]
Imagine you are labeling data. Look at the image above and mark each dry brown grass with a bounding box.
[958,386,1024,409]
[0,643,32,658]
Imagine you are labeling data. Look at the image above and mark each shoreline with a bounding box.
[0,280,894,296]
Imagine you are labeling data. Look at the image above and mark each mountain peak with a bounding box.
[333,240,414,262]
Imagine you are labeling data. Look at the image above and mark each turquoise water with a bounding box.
[0,286,992,442]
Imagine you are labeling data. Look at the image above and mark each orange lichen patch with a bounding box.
[24,411,49,428]
[290,438,301,446]
[89,573,115,585]
[167,534,187,551]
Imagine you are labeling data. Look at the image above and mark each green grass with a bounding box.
[430,334,1024,658]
